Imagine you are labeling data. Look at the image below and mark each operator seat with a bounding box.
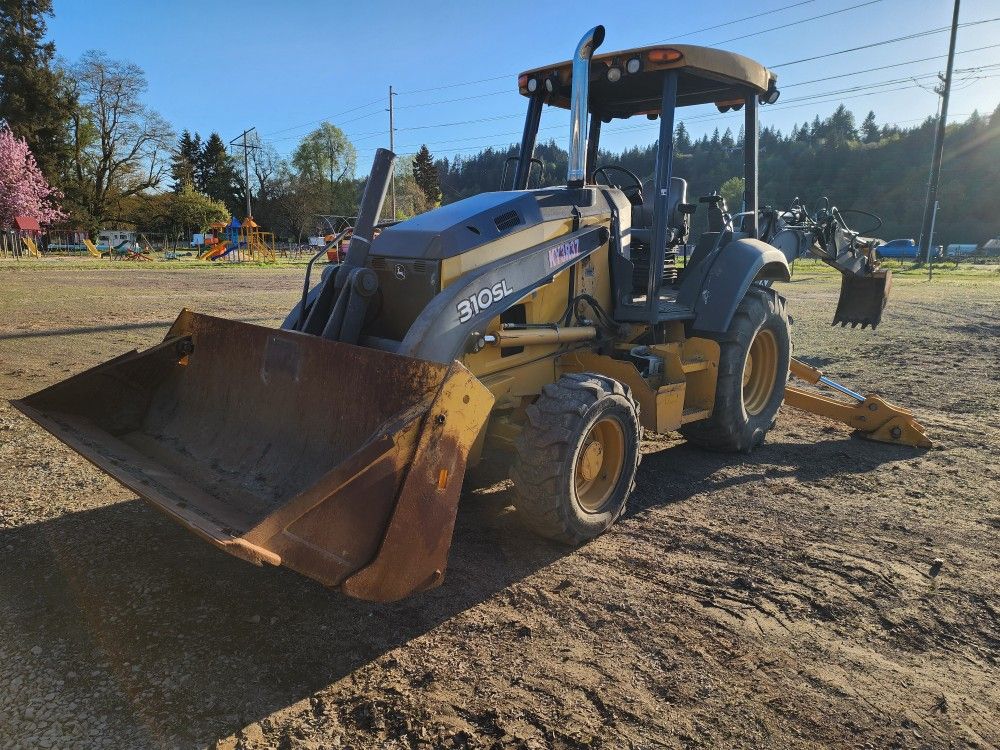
[630,177,688,248]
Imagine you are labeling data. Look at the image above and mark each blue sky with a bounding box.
[47,0,1000,170]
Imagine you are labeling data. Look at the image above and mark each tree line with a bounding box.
[434,103,1000,248]
[3,1,996,248]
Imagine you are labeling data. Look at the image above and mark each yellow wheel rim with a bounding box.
[742,328,778,416]
[574,418,626,513]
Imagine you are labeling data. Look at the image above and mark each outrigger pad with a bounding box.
[833,270,891,329]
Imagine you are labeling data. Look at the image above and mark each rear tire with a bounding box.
[511,373,641,545]
[681,286,790,452]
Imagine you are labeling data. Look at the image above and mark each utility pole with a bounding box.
[387,85,396,220]
[928,201,939,280]
[917,89,944,250]
[230,127,260,219]
[918,0,960,268]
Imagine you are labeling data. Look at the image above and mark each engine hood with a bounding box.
[371,191,545,260]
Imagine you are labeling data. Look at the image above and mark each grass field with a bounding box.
[1,259,998,749]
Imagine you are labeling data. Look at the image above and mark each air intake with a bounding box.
[494,210,522,233]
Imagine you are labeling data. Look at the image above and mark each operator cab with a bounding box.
[514,37,780,324]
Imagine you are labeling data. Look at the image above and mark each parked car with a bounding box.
[877,239,942,260]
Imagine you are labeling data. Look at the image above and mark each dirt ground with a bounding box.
[1,259,997,750]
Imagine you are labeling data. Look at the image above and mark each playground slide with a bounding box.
[83,239,104,258]
[203,241,230,260]
[22,237,41,258]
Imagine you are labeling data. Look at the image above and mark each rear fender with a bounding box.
[686,237,789,335]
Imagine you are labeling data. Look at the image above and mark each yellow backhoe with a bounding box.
[14,26,929,602]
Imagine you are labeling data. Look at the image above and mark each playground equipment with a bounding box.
[21,236,41,258]
[203,241,231,260]
[240,218,277,263]
[199,217,276,263]
[83,239,105,258]
[106,240,151,261]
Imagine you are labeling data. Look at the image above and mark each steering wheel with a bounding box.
[593,165,644,205]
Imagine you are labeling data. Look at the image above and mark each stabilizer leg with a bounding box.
[784,358,931,448]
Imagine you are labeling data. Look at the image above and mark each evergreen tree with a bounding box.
[810,115,823,140]
[0,0,76,182]
[674,122,691,151]
[412,144,441,205]
[171,130,202,191]
[199,133,240,214]
[827,104,858,146]
[861,111,880,143]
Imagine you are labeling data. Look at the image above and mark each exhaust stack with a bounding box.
[567,25,605,187]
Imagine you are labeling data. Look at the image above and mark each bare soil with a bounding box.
[1,260,998,750]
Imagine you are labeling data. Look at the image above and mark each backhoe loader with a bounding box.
[13,26,929,602]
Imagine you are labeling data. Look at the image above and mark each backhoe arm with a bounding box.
[784,358,931,448]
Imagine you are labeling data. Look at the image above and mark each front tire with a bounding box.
[511,373,641,545]
[681,286,790,452]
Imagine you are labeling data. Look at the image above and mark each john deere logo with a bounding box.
[393,263,407,280]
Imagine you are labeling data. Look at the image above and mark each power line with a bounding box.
[772,15,1000,67]
[374,19,1000,140]
[396,74,512,97]
[366,64,993,154]
[261,16,1000,158]
[394,89,511,110]
[393,1,875,99]
[651,0,818,43]
[371,69,995,157]
[259,97,385,138]
[711,0,885,45]
[782,43,1000,88]
[266,108,388,143]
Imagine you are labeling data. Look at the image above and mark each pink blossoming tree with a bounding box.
[0,124,66,228]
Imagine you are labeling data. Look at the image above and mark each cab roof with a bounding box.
[518,44,777,119]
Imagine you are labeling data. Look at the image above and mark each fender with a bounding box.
[398,224,609,363]
[685,237,790,335]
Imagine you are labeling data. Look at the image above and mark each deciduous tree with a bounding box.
[292,122,356,213]
[0,123,65,227]
[64,51,174,229]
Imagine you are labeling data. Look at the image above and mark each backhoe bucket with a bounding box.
[833,270,891,329]
[12,310,494,602]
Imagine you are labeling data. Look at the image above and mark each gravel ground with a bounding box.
[1,260,997,749]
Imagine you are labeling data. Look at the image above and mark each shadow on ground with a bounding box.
[0,429,909,747]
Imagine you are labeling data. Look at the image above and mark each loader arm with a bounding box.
[783,357,931,448]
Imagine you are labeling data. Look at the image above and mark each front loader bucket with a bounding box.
[833,270,891,329]
[12,310,494,602]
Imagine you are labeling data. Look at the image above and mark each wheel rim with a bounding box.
[574,417,626,513]
[742,328,778,416]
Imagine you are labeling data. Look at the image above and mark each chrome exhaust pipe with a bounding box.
[567,25,605,187]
